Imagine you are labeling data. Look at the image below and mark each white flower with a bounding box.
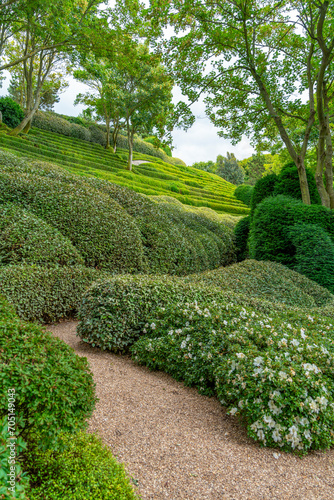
[254,398,262,404]
[271,390,281,399]
[253,356,264,366]
[253,367,263,375]
[238,400,244,408]
[236,352,246,359]
[143,328,147,333]
[287,323,292,329]
[268,400,282,415]
[307,399,320,413]
[223,320,228,326]
[299,417,309,427]
[168,330,174,336]
[290,339,299,347]
[307,316,314,322]
[302,363,321,374]
[180,341,187,349]
[263,415,276,428]
[257,429,265,441]
[229,408,238,416]
[150,323,156,330]
[316,396,328,408]
[279,371,288,380]
[304,430,312,441]
[272,430,282,442]
[273,452,281,459]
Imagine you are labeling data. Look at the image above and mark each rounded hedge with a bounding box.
[274,162,321,205]
[234,215,251,261]
[0,308,96,449]
[249,195,334,266]
[0,265,107,322]
[25,431,138,500]
[0,96,24,128]
[234,184,254,206]
[250,173,278,214]
[289,223,334,294]
[0,161,145,273]
[185,259,334,308]
[0,203,84,267]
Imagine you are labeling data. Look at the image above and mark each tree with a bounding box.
[216,152,244,185]
[191,160,216,173]
[146,0,334,206]
[240,154,266,186]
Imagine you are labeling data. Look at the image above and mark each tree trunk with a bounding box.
[296,156,311,205]
[127,137,133,171]
[126,115,133,171]
[9,99,39,136]
[105,119,110,149]
[22,118,32,134]
[324,87,334,208]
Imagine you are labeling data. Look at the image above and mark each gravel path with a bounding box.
[46,321,334,500]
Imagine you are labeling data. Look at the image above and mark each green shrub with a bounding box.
[0,97,24,128]
[249,195,334,266]
[234,216,251,261]
[0,310,96,449]
[77,274,294,352]
[0,160,145,273]
[250,173,278,214]
[0,203,84,267]
[274,162,321,204]
[132,300,334,454]
[234,185,254,206]
[25,431,138,500]
[0,417,30,499]
[185,259,334,308]
[0,265,107,322]
[288,224,334,293]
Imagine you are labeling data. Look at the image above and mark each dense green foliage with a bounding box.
[250,173,278,214]
[274,162,321,204]
[234,216,251,261]
[0,97,24,128]
[289,224,334,294]
[0,306,96,450]
[131,299,334,454]
[185,259,334,308]
[0,265,106,322]
[234,184,254,206]
[0,126,249,215]
[25,431,138,499]
[0,203,84,267]
[249,195,334,267]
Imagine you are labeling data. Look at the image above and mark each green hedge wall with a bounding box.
[274,162,321,204]
[234,184,254,206]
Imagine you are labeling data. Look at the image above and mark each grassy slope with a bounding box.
[0,127,249,215]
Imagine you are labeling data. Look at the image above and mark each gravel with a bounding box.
[46,320,334,500]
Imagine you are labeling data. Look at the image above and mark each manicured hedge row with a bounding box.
[0,155,145,273]
[234,184,254,206]
[77,274,292,352]
[0,265,107,322]
[25,432,138,500]
[0,203,84,267]
[234,215,251,261]
[185,259,334,308]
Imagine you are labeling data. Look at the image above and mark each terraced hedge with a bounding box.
[0,203,83,267]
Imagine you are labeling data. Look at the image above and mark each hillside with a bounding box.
[0,126,249,215]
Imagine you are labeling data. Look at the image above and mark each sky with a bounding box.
[1,73,255,167]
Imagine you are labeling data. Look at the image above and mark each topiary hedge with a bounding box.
[234,215,251,261]
[0,265,107,322]
[274,162,321,204]
[185,259,334,308]
[234,184,254,206]
[289,224,334,294]
[250,173,278,214]
[131,300,334,454]
[249,195,334,266]
[0,159,145,273]
[0,305,96,450]
[0,203,84,267]
[24,431,138,500]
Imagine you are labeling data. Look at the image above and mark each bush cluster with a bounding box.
[234,216,251,261]
[0,96,24,128]
[0,158,145,273]
[25,431,138,500]
[274,162,321,205]
[0,203,84,267]
[131,300,334,454]
[234,185,254,206]
[0,265,106,322]
[0,303,96,450]
[250,173,277,214]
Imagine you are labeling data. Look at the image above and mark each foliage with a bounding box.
[249,195,334,266]
[25,431,138,499]
[0,203,84,267]
[216,153,244,185]
[0,96,24,128]
[234,216,251,261]
[0,158,145,273]
[185,259,334,308]
[0,264,106,322]
[239,153,266,185]
[274,162,321,205]
[0,306,96,450]
[289,224,334,294]
[190,160,216,173]
[131,300,334,454]
[250,173,278,214]
[233,185,253,206]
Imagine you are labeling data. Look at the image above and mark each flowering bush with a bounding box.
[131,301,334,454]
